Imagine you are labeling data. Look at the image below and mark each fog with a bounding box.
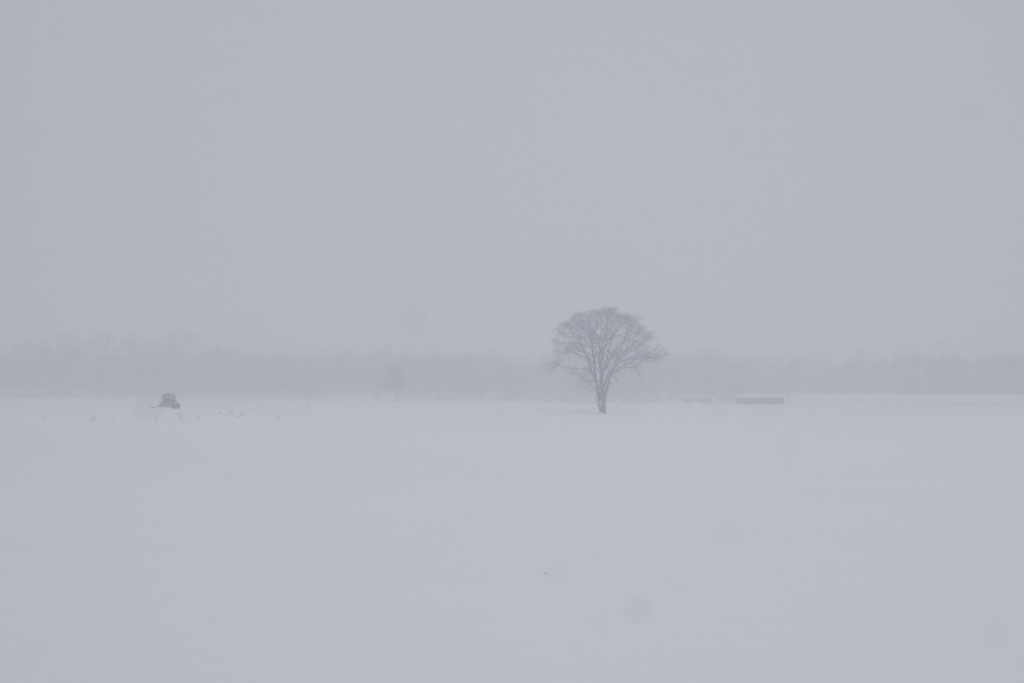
[3,334,1024,398]
[6,6,1024,679]
[3,1,1022,359]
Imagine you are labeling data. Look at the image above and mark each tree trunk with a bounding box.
[597,388,607,414]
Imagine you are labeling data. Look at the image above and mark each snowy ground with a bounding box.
[2,395,1023,682]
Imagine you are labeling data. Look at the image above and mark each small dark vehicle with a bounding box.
[157,393,181,409]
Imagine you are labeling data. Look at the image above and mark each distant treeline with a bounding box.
[0,336,561,398]
[1,335,1023,397]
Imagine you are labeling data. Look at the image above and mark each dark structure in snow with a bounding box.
[383,365,405,400]
[157,393,180,409]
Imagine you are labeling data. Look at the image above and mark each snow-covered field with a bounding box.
[2,396,1023,681]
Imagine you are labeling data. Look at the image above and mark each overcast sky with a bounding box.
[1,1,1021,358]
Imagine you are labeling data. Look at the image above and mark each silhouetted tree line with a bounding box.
[609,351,1024,397]
[0,335,1022,397]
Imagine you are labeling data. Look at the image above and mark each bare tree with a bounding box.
[550,307,667,413]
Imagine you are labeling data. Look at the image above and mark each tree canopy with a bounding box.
[550,307,667,413]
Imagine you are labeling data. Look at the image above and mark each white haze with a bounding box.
[2,1,1023,358]
[4,5,1024,679]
